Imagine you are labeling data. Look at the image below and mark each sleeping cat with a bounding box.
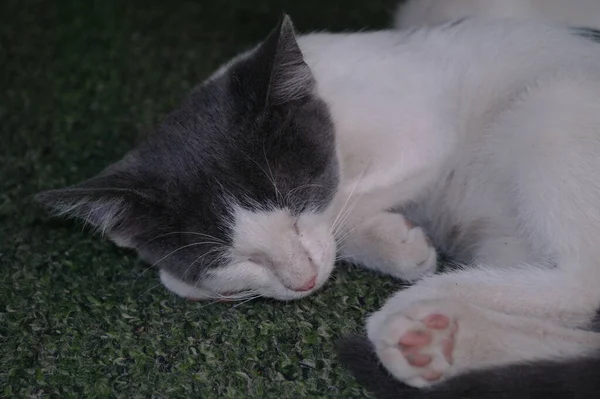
[38,9,600,399]
[395,0,600,29]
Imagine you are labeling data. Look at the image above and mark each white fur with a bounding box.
[293,19,600,386]
[395,0,600,29]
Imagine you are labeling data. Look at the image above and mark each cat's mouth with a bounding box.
[246,245,320,293]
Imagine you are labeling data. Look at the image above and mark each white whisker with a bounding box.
[331,161,370,237]
[134,282,164,301]
[332,197,359,238]
[181,247,224,280]
[262,146,282,205]
[196,299,222,309]
[187,290,260,307]
[284,183,326,206]
[336,227,357,248]
[131,241,222,288]
[231,294,262,308]
[139,231,226,248]
[192,256,228,290]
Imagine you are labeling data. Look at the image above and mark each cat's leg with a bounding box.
[368,295,600,388]
[337,210,437,282]
[328,175,439,281]
[366,265,600,387]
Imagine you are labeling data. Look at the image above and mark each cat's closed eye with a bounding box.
[248,253,274,269]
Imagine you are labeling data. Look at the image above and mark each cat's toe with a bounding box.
[393,226,438,282]
[370,302,459,388]
[339,212,437,281]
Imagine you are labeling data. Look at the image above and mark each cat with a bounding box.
[395,0,600,29]
[37,9,600,399]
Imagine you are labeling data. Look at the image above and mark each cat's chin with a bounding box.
[158,269,215,300]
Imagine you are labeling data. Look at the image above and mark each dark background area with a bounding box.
[1,0,406,397]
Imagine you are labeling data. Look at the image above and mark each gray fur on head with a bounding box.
[36,15,339,288]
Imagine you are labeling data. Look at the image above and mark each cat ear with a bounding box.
[254,14,315,106]
[35,170,153,247]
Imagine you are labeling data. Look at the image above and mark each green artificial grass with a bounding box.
[1,0,406,397]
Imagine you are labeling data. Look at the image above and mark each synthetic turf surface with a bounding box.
[1,1,409,397]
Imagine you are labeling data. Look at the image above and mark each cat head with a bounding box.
[37,16,340,301]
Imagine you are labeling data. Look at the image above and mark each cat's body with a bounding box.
[38,5,600,398]
[305,20,600,393]
[304,22,600,270]
[396,0,600,29]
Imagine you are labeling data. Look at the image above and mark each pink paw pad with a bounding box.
[399,330,432,347]
[404,351,433,367]
[397,312,458,380]
[423,371,443,381]
[423,314,450,329]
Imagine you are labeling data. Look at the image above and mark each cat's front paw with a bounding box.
[340,212,437,282]
[367,300,461,388]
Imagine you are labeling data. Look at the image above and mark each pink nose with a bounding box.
[293,276,317,292]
